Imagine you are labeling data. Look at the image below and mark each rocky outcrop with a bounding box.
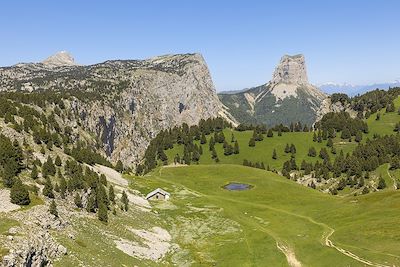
[42,51,77,67]
[0,53,225,166]
[218,54,327,126]
[271,54,308,85]
[315,97,358,123]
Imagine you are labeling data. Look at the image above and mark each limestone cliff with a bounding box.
[219,54,327,126]
[0,53,225,166]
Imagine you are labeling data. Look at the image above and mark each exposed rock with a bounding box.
[315,97,358,123]
[2,231,67,267]
[0,189,20,213]
[42,51,77,67]
[219,54,327,126]
[271,54,308,85]
[0,53,227,166]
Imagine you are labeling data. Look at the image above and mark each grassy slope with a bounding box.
[133,165,400,266]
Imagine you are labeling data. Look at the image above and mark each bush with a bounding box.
[10,179,30,205]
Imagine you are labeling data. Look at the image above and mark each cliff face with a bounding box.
[0,53,224,165]
[218,54,327,127]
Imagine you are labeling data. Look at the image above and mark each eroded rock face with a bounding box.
[0,53,225,166]
[42,51,77,67]
[218,54,327,127]
[315,97,358,123]
[271,54,308,85]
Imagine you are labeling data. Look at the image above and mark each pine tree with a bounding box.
[355,131,362,143]
[248,138,255,147]
[313,132,317,142]
[109,185,115,204]
[341,128,351,139]
[54,183,60,192]
[233,141,239,154]
[327,138,333,147]
[49,200,58,217]
[100,174,107,185]
[98,202,108,223]
[200,133,207,144]
[362,186,369,194]
[284,143,290,153]
[231,133,235,143]
[290,144,296,154]
[272,149,277,160]
[308,147,316,157]
[31,165,38,179]
[74,193,82,208]
[377,176,386,189]
[121,190,129,211]
[86,193,96,212]
[10,179,30,205]
[267,129,273,137]
[211,148,218,159]
[209,137,215,151]
[115,160,124,173]
[55,155,62,166]
[42,177,54,198]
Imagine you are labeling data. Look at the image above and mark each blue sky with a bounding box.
[1,0,399,91]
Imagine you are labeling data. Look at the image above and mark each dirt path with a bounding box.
[324,229,390,267]
[276,242,302,267]
[154,173,393,267]
[387,169,398,190]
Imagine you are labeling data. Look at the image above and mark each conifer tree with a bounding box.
[49,200,58,217]
[100,174,107,185]
[308,147,317,157]
[31,165,38,179]
[272,149,277,160]
[327,138,333,147]
[200,133,207,144]
[209,137,215,151]
[267,129,273,137]
[55,155,62,166]
[234,141,240,154]
[115,160,124,173]
[355,131,362,143]
[98,202,108,223]
[10,179,30,205]
[109,185,115,204]
[377,176,386,189]
[313,132,317,142]
[86,193,96,212]
[248,138,255,147]
[74,193,82,208]
[284,143,290,153]
[42,177,54,198]
[121,190,129,211]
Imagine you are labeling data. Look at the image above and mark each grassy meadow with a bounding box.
[131,164,400,266]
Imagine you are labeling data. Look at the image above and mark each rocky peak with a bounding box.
[271,54,308,85]
[42,51,77,67]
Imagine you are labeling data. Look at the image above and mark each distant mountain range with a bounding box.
[317,81,400,96]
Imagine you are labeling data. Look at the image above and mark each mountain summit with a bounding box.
[218,54,327,126]
[271,54,308,85]
[42,51,77,67]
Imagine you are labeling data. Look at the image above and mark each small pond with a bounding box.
[223,182,253,191]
